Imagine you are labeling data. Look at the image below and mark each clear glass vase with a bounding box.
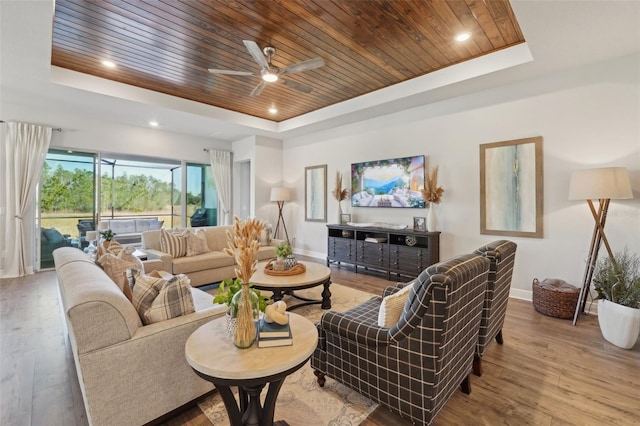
[232,285,258,349]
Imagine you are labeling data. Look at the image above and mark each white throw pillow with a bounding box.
[377,283,414,328]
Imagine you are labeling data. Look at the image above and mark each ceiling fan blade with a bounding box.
[243,40,269,70]
[250,81,267,97]
[281,57,325,75]
[281,79,313,94]
[208,68,254,76]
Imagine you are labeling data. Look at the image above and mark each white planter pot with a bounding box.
[598,299,640,349]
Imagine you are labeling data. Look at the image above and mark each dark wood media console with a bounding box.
[327,224,440,280]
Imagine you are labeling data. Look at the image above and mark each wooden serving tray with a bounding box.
[264,259,306,276]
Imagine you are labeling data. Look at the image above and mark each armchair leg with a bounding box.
[495,330,504,345]
[473,354,482,377]
[460,374,471,395]
[314,369,326,387]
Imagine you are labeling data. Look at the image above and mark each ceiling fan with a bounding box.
[208,40,325,97]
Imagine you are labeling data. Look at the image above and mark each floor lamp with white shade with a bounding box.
[568,167,633,325]
[270,187,291,243]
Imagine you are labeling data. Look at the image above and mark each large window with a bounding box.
[100,157,180,228]
[38,150,96,268]
[38,150,217,269]
[187,163,218,227]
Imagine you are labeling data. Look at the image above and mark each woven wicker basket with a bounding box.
[532,278,580,319]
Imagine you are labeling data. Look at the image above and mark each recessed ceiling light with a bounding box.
[149,121,159,127]
[455,32,471,42]
[268,106,278,114]
[101,60,116,68]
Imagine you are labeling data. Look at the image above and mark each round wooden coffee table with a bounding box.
[251,261,332,310]
[185,313,318,426]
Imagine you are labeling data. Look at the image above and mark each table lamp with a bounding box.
[568,166,633,324]
[270,187,291,242]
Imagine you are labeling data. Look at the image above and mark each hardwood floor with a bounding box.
[1,264,638,426]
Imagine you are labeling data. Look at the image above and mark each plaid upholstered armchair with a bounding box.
[311,253,491,425]
[473,240,517,376]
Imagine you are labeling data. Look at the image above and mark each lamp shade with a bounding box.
[85,231,97,241]
[568,167,633,200]
[270,187,291,202]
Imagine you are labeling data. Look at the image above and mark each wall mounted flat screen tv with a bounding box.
[351,155,425,208]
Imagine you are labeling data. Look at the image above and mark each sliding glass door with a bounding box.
[38,150,97,268]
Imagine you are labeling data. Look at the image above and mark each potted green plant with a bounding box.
[99,229,116,247]
[213,278,269,335]
[592,248,640,349]
[274,242,297,270]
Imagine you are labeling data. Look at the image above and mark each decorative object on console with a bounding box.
[305,164,327,223]
[592,248,640,349]
[480,136,543,238]
[351,155,425,208]
[85,230,98,259]
[270,187,291,242]
[422,164,444,232]
[413,216,426,232]
[568,166,633,325]
[332,171,349,223]
[223,217,268,348]
[340,213,351,224]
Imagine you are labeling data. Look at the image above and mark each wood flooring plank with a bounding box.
[0,350,36,426]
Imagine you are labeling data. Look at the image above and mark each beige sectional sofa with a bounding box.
[141,225,280,287]
[53,247,226,426]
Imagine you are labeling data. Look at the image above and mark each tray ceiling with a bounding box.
[51,0,525,122]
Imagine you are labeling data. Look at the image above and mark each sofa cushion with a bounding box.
[377,281,414,328]
[108,219,136,235]
[161,229,187,258]
[185,230,210,257]
[96,247,143,302]
[127,269,195,324]
[135,218,163,232]
[172,251,234,275]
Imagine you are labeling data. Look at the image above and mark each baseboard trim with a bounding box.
[509,288,532,301]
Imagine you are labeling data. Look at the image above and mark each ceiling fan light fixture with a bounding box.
[262,69,279,82]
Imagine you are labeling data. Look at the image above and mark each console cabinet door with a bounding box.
[328,237,354,262]
[390,245,428,276]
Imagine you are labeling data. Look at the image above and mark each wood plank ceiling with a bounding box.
[51,0,525,122]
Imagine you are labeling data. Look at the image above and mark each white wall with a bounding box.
[283,54,640,299]
[1,103,230,162]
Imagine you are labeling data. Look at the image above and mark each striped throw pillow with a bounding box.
[160,229,187,258]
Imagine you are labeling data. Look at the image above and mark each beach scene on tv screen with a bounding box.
[351,155,425,208]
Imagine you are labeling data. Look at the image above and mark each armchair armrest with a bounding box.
[320,310,393,347]
[382,286,401,297]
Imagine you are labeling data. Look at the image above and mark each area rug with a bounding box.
[200,283,379,426]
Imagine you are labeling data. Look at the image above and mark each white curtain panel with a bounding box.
[0,122,52,278]
[209,150,232,225]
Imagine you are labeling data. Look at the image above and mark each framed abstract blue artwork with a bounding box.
[480,136,543,238]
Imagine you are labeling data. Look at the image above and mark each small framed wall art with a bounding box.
[413,216,426,232]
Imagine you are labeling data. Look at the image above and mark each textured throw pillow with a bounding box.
[96,247,143,302]
[160,229,187,258]
[185,229,210,256]
[377,282,414,328]
[96,239,123,259]
[127,268,195,324]
[259,225,272,246]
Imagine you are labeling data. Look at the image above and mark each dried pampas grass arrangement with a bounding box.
[423,165,444,204]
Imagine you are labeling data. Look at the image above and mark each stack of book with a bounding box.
[257,316,293,348]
